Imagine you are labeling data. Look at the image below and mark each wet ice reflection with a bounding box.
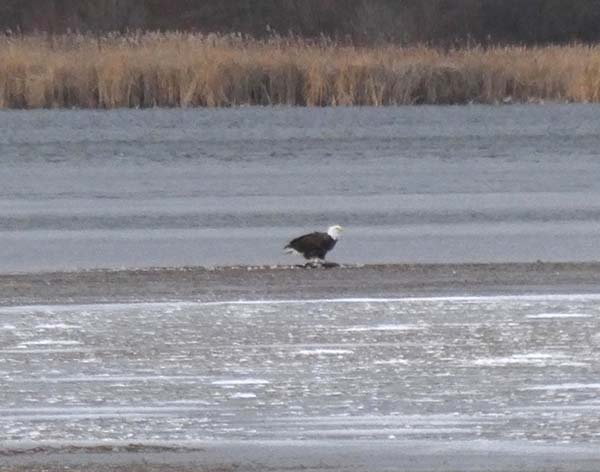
[0,295,599,443]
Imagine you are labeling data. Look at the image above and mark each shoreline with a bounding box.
[3,261,600,306]
[3,439,600,472]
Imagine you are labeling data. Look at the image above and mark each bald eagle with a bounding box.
[284,225,343,263]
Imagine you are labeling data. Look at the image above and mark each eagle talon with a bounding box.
[304,259,324,268]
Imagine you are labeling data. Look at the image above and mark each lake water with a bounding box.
[2,105,600,272]
[3,107,600,470]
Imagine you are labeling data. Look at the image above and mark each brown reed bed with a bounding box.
[1,32,599,108]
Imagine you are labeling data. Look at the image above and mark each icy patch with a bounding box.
[284,427,470,437]
[526,313,593,319]
[374,358,410,365]
[211,379,270,386]
[34,323,82,330]
[0,324,16,330]
[525,383,600,391]
[295,349,354,356]
[4,292,600,315]
[0,349,93,354]
[472,353,568,367]
[341,324,423,332]
[230,392,257,399]
[17,340,81,347]
[17,375,202,383]
[0,405,210,421]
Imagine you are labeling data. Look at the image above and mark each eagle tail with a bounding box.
[284,245,301,255]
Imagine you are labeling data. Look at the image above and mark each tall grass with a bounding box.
[1,33,600,108]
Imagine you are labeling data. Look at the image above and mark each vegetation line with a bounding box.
[2,33,600,109]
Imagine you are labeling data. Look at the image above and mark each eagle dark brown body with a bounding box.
[284,225,343,262]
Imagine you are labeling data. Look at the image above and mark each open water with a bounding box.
[2,105,600,272]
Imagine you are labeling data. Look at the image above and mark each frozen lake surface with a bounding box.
[4,105,600,470]
[3,105,600,271]
[1,294,600,452]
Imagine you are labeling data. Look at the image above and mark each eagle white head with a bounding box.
[327,225,344,240]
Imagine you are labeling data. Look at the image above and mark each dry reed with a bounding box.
[0,33,599,108]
